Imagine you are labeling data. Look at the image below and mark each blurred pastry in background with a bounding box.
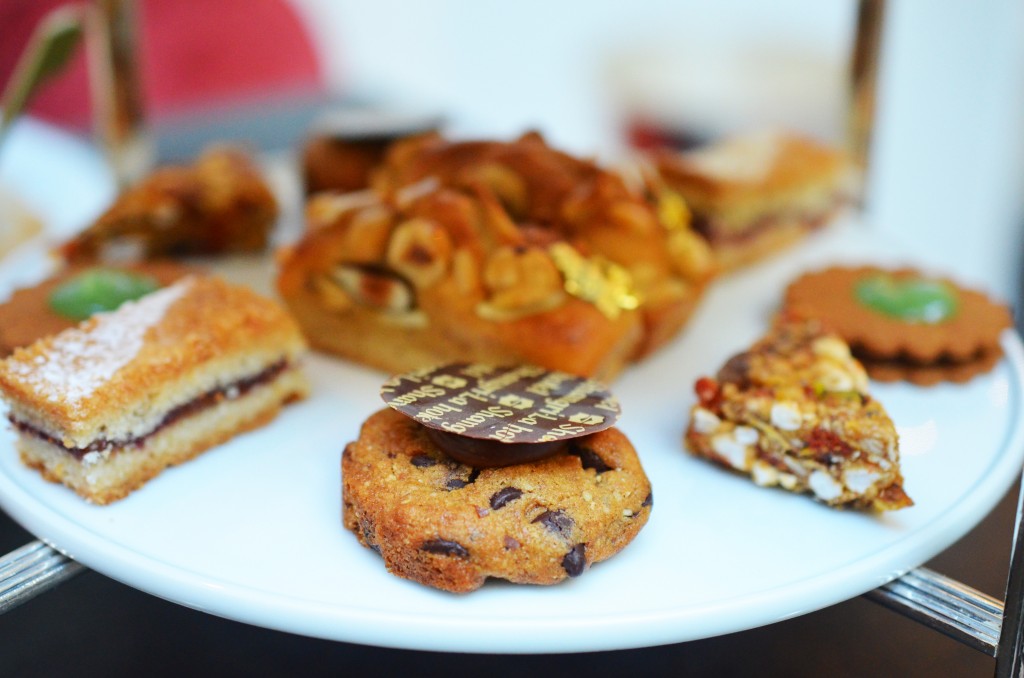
[0,181,43,257]
[59,146,277,263]
[650,130,857,272]
[280,132,713,380]
[0,260,195,357]
[301,109,442,195]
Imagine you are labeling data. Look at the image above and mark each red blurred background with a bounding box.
[0,0,324,129]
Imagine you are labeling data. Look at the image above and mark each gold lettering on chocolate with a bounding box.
[462,364,497,378]
[386,384,448,408]
[498,394,534,409]
[489,422,537,441]
[382,363,621,447]
[432,375,467,389]
[414,401,463,423]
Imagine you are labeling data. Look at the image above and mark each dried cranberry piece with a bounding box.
[694,377,721,409]
[807,427,854,464]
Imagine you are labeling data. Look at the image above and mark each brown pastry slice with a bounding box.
[60,146,277,263]
[653,130,856,272]
[0,275,308,504]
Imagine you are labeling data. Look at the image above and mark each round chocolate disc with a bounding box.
[380,363,621,467]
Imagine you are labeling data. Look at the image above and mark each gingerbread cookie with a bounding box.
[784,266,1011,382]
[343,381,652,592]
[861,348,1003,387]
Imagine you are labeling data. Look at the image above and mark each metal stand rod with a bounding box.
[0,540,84,615]
[865,567,1003,656]
[995,473,1024,677]
[847,0,886,207]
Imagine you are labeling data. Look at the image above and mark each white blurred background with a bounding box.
[291,0,1024,305]
[3,0,1021,304]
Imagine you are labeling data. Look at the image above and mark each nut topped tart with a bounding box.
[342,363,653,593]
[685,319,912,511]
[0,275,308,504]
[277,132,714,381]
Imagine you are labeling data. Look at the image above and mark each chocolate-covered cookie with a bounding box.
[342,407,652,593]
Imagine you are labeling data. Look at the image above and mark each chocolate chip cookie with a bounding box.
[342,408,652,593]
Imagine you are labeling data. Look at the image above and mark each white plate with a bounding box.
[0,125,1021,652]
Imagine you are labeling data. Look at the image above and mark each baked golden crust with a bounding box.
[0,274,308,503]
[16,366,306,504]
[652,131,855,271]
[0,275,306,441]
[685,319,911,511]
[0,261,196,357]
[342,408,652,593]
[279,188,642,379]
[279,133,713,379]
[60,146,277,263]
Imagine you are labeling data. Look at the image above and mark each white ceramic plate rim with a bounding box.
[1,120,1023,653]
[1,333,1022,653]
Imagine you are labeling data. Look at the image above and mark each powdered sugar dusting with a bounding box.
[7,279,192,408]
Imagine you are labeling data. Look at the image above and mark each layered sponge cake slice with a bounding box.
[0,275,308,504]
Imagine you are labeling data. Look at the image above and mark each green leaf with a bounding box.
[854,273,960,324]
[49,268,160,321]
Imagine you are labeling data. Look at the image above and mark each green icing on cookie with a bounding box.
[854,273,959,324]
[49,268,160,320]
